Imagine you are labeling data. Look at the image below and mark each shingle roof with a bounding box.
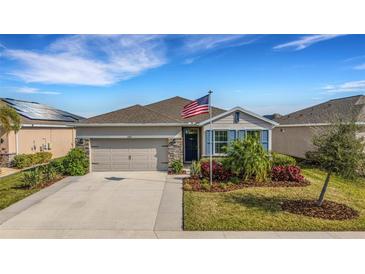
[83,96,227,124]
[83,104,181,124]
[145,96,226,123]
[275,95,365,125]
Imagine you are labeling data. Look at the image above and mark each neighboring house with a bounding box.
[272,95,365,158]
[0,98,83,166]
[76,96,278,172]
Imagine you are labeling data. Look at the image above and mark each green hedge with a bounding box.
[63,148,89,176]
[12,152,53,169]
[271,152,296,166]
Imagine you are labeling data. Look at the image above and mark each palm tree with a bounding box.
[0,106,21,173]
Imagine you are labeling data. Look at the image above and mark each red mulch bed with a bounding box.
[183,177,310,192]
[281,200,359,220]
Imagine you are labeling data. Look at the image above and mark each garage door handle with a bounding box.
[92,162,99,165]
[128,155,131,160]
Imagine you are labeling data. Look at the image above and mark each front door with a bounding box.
[184,128,198,162]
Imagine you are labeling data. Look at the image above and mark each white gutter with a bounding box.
[276,122,365,128]
[22,124,74,128]
[75,123,197,127]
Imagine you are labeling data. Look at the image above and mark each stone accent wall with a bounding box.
[75,138,90,154]
[0,153,16,167]
[167,137,183,170]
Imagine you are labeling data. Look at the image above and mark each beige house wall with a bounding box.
[6,127,75,158]
[76,126,182,139]
[272,126,327,158]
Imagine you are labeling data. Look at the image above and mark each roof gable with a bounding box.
[198,106,278,126]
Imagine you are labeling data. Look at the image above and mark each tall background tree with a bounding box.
[0,106,21,172]
[306,121,365,206]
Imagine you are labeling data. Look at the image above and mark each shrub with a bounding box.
[271,165,304,182]
[34,152,52,163]
[40,164,60,182]
[22,168,43,188]
[13,154,33,169]
[225,136,271,182]
[271,152,296,166]
[49,158,65,175]
[12,152,53,169]
[63,148,89,176]
[170,159,183,174]
[190,160,201,178]
[200,160,232,181]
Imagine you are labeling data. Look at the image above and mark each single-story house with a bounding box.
[0,98,83,166]
[76,96,278,172]
[272,95,365,158]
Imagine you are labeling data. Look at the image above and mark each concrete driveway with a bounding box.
[0,171,183,237]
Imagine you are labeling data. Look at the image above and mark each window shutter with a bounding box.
[205,130,212,155]
[238,130,246,140]
[228,130,236,142]
[261,130,269,151]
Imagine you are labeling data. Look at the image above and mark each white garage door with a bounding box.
[91,139,168,171]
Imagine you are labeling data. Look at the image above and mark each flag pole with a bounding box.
[208,90,213,185]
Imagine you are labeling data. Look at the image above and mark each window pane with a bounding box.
[247,130,260,140]
[215,131,228,142]
[215,142,226,154]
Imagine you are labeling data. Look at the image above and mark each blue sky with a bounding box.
[1,34,365,117]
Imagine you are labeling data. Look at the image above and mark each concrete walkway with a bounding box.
[0,172,364,239]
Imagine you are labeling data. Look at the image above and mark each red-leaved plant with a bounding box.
[201,160,232,181]
[271,165,304,182]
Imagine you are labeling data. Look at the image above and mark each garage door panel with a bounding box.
[91,138,168,171]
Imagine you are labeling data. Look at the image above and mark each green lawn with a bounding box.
[0,172,39,210]
[184,168,365,231]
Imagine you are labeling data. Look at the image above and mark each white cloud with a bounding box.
[273,35,346,51]
[354,63,365,70]
[1,35,259,86]
[3,35,167,86]
[16,87,60,95]
[322,80,365,93]
[183,35,256,52]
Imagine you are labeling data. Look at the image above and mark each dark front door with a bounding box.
[184,128,198,162]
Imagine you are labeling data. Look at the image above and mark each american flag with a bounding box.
[181,95,210,119]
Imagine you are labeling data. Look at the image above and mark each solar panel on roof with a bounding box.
[2,98,81,122]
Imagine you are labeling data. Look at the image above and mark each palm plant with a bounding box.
[225,135,271,182]
[0,106,21,134]
[0,106,21,173]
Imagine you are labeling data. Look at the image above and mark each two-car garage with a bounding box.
[90,138,169,171]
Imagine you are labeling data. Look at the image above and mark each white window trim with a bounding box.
[203,128,272,156]
[213,130,229,155]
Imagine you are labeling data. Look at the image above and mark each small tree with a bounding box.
[307,121,365,206]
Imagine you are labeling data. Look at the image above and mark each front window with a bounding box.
[246,130,261,140]
[214,130,228,154]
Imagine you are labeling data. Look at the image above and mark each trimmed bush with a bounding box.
[63,148,89,176]
[170,159,183,174]
[271,165,304,182]
[271,152,296,166]
[12,152,53,169]
[200,160,232,181]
